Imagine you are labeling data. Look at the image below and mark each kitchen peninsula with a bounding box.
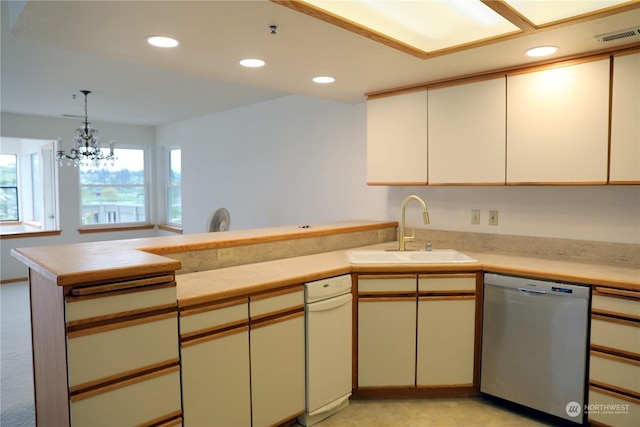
[12,220,640,427]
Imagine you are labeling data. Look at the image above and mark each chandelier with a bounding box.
[56,90,116,167]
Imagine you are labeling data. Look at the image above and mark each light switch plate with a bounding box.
[489,210,499,226]
[471,209,480,225]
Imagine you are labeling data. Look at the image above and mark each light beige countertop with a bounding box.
[11,240,182,286]
[10,220,394,286]
[176,242,640,308]
[11,219,639,296]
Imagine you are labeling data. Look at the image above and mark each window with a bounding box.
[0,154,19,221]
[1,138,58,232]
[80,148,147,226]
[167,148,182,226]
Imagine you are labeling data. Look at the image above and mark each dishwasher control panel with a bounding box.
[305,274,352,303]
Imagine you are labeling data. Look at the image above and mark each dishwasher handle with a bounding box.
[518,287,546,295]
[307,292,352,312]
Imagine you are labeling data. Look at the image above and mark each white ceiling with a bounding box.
[1,0,639,127]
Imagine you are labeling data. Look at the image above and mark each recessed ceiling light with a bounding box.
[525,46,558,57]
[146,36,180,48]
[313,76,336,84]
[240,58,266,68]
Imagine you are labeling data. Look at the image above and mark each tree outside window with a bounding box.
[79,148,147,225]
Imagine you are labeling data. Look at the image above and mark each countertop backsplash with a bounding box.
[414,229,639,266]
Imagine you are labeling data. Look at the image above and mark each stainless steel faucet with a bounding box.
[398,195,430,251]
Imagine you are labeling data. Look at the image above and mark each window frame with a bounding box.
[78,145,151,229]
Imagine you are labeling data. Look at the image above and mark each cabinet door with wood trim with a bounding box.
[610,51,640,184]
[589,287,640,427]
[358,298,417,387]
[250,286,306,427]
[367,90,428,185]
[417,297,475,386]
[416,274,477,388]
[428,77,506,185]
[357,275,417,388]
[180,298,251,427]
[506,58,610,184]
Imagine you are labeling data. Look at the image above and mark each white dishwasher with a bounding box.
[298,274,353,426]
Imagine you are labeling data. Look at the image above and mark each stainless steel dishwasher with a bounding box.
[298,274,353,426]
[481,273,590,424]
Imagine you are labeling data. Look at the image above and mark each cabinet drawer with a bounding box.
[593,292,640,320]
[590,352,640,395]
[71,366,181,427]
[358,275,416,293]
[250,287,304,319]
[66,286,176,324]
[180,299,248,336]
[67,313,179,390]
[419,275,476,292]
[588,386,640,427]
[591,317,640,356]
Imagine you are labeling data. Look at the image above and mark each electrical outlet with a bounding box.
[217,247,234,260]
[471,209,480,225]
[489,210,499,226]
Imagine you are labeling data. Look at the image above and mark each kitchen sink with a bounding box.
[346,249,477,264]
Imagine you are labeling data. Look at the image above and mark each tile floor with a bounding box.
[302,397,558,427]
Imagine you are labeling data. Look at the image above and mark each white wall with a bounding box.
[387,186,640,244]
[1,112,158,281]
[156,95,389,233]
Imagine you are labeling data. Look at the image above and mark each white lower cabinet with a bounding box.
[62,277,182,427]
[250,313,306,427]
[589,288,640,427]
[180,287,305,426]
[356,274,478,392]
[180,298,251,426]
[358,298,417,387]
[181,328,251,427]
[416,297,475,386]
[588,388,640,427]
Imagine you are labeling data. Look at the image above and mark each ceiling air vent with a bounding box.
[595,27,640,43]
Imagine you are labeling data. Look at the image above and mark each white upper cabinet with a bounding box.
[428,77,506,185]
[610,51,640,183]
[367,90,428,185]
[506,58,610,184]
